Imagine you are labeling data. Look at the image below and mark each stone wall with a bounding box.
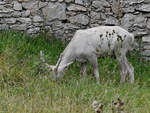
[0,0,150,59]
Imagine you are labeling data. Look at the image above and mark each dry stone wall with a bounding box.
[1,0,150,59]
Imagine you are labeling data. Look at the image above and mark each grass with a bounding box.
[0,31,150,113]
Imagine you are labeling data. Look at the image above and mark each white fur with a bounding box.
[41,26,135,84]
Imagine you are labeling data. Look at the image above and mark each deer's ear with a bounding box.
[49,65,56,71]
[62,62,73,69]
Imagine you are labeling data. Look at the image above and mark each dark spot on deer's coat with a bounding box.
[96,48,100,52]
[99,34,103,38]
[105,31,109,37]
[108,41,111,48]
[109,33,111,37]
[113,30,115,33]
[106,31,108,35]
[117,35,123,42]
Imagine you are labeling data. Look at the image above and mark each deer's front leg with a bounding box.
[88,55,100,83]
[80,62,87,78]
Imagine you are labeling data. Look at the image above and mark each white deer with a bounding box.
[40,26,137,84]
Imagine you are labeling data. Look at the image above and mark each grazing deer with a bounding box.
[40,26,137,84]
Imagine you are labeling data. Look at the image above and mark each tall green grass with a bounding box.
[0,31,150,113]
